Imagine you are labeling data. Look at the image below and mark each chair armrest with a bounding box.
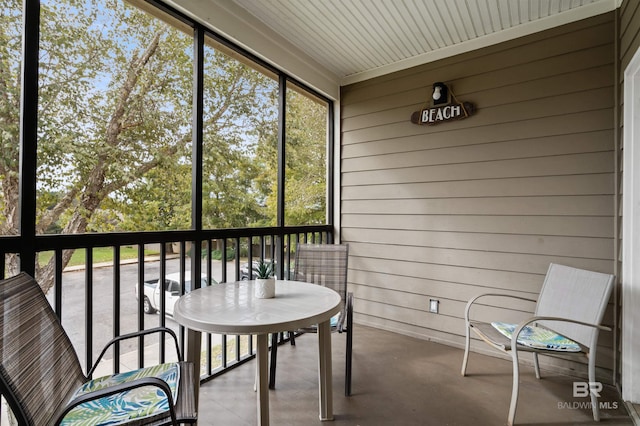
[464,293,537,323]
[511,315,611,353]
[54,376,179,426]
[89,327,182,378]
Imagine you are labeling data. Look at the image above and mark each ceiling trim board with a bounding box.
[341,0,618,86]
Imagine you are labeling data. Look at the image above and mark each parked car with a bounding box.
[135,272,215,315]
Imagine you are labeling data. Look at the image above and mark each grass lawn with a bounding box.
[37,246,160,268]
[202,335,254,373]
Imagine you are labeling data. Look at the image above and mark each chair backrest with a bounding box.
[0,273,86,425]
[294,244,349,303]
[534,263,615,348]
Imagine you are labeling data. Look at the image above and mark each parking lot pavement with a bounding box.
[52,257,237,370]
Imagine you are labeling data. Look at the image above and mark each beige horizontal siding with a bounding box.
[342,174,614,199]
[342,68,614,133]
[342,195,614,216]
[344,128,613,159]
[343,230,614,264]
[343,57,613,122]
[344,151,613,181]
[340,12,616,379]
[621,0,640,72]
[343,109,613,146]
[347,245,613,287]
[343,215,614,238]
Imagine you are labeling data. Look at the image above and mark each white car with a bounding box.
[135,272,212,315]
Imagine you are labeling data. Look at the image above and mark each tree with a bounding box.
[199,49,277,230]
[0,0,23,239]
[0,0,279,293]
[34,0,193,292]
[284,89,328,225]
[105,161,192,232]
[256,87,328,226]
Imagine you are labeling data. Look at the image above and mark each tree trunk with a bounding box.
[10,32,164,293]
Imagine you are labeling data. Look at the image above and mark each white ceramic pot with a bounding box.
[255,278,276,299]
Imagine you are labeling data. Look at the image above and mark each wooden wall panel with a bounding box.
[342,109,613,146]
[342,229,614,264]
[342,195,614,216]
[340,13,616,380]
[621,0,640,72]
[343,129,613,159]
[342,174,614,199]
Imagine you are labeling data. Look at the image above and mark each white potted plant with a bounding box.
[254,260,275,298]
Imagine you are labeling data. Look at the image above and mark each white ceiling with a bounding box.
[229,0,619,85]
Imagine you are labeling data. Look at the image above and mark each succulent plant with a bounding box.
[254,260,274,279]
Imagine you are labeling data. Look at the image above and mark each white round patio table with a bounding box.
[173,280,342,426]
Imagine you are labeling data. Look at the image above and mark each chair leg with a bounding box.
[588,351,600,421]
[269,333,278,389]
[461,323,471,376]
[345,298,353,396]
[508,349,521,426]
[533,352,541,379]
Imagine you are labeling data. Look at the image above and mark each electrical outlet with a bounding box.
[429,299,439,313]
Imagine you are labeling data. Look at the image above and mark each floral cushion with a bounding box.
[60,363,180,426]
[491,321,581,352]
[330,313,340,328]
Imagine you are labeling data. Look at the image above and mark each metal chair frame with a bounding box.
[0,272,197,426]
[461,263,614,425]
[269,243,353,396]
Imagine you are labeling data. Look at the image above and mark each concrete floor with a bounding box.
[197,325,632,426]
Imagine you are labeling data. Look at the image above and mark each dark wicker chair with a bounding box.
[0,272,197,425]
[269,244,353,396]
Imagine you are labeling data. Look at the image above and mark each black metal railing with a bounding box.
[0,225,332,381]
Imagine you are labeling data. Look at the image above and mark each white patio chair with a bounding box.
[461,263,614,425]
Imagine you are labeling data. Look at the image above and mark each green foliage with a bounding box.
[0,0,329,288]
[257,88,328,226]
[112,161,192,231]
[210,248,235,261]
[284,90,327,225]
[254,259,274,279]
[37,246,158,268]
[0,0,25,234]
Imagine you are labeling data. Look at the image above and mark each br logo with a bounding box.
[573,382,602,398]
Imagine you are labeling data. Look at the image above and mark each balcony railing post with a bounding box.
[55,250,63,319]
[159,243,167,363]
[113,246,121,374]
[85,248,93,375]
[137,244,145,369]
